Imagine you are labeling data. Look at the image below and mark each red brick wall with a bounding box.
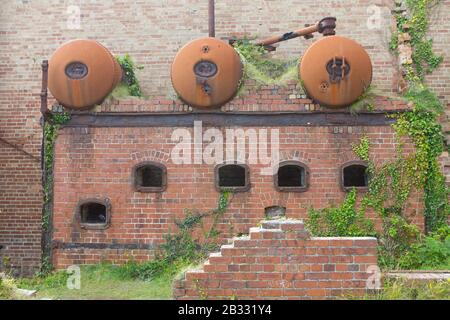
[173,219,378,300]
[0,91,43,276]
[52,101,423,268]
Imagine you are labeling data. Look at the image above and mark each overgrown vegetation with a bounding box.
[390,1,448,235]
[5,191,233,300]
[382,0,450,260]
[113,54,144,98]
[360,278,450,300]
[0,278,14,300]
[390,0,443,80]
[306,0,449,271]
[306,189,376,237]
[11,264,174,300]
[232,39,300,91]
[397,226,450,269]
[348,86,377,114]
[120,191,231,280]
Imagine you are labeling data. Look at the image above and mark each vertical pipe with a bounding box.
[209,0,215,37]
[40,60,49,120]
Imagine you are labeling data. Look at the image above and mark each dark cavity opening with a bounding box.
[278,165,305,187]
[265,206,286,219]
[80,202,107,224]
[343,164,368,187]
[218,165,246,187]
[136,165,163,188]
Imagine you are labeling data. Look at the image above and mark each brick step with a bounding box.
[175,218,378,300]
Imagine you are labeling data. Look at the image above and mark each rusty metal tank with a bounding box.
[171,37,243,109]
[299,35,372,108]
[48,39,122,110]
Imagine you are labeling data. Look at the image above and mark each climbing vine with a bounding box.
[121,191,232,280]
[388,0,449,234]
[306,188,376,237]
[394,86,448,231]
[40,111,71,275]
[390,0,443,80]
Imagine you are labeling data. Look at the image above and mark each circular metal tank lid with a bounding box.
[48,39,118,110]
[299,35,372,108]
[171,37,243,109]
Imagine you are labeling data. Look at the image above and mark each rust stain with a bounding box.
[299,35,372,108]
[48,39,121,110]
[171,37,243,109]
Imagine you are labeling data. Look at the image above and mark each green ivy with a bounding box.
[306,189,376,237]
[352,136,370,162]
[393,85,448,231]
[41,111,71,275]
[121,191,232,280]
[389,0,448,235]
[392,0,444,79]
[397,226,450,269]
[351,131,447,268]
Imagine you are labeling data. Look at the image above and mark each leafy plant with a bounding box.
[398,226,450,269]
[114,191,232,281]
[306,189,376,237]
[0,277,14,300]
[392,0,443,79]
[394,85,448,232]
[377,209,421,268]
[115,54,144,97]
[404,0,443,79]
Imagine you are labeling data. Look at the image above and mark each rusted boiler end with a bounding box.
[171,37,243,109]
[300,35,372,108]
[48,39,122,110]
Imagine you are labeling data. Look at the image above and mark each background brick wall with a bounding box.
[0,0,447,274]
[173,219,378,300]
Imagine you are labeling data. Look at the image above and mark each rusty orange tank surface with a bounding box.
[171,37,243,109]
[48,39,121,110]
[299,35,372,108]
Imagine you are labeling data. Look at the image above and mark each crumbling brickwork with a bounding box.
[173,219,378,299]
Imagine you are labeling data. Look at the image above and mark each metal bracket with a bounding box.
[318,17,337,36]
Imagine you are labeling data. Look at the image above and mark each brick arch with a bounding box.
[257,189,291,210]
[130,149,170,164]
[338,149,360,164]
[279,150,313,164]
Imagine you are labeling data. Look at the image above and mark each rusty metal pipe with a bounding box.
[256,24,319,47]
[40,60,50,120]
[209,0,215,37]
[255,17,336,50]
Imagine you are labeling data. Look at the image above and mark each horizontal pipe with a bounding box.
[256,24,319,47]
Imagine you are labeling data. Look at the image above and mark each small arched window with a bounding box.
[215,163,250,192]
[77,198,111,230]
[341,161,369,191]
[133,161,167,192]
[275,161,309,192]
